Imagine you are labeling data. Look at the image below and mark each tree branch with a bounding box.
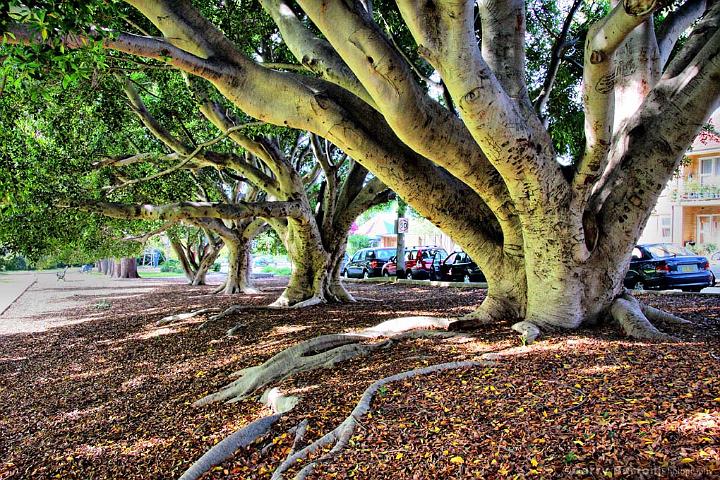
[123,221,176,243]
[533,0,583,121]
[573,0,661,195]
[67,199,309,223]
[294,0,521,250]
[663,0,720,78]
[657,0,708,70]
[397,0,563,211]
[257,0,376,108]
[594,22,720,262]
[477,0,532,108]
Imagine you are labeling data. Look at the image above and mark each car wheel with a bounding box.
[383,271,390,277]
[342,269,348,278]
[463,274,471,283]
[407,270,413,280]
[633,281,645,291]
[363,269,370,279]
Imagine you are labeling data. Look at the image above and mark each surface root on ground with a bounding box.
[155,308,218,327]
[270,361,491,480]
[178,413,282,480]
[610,291,679,341]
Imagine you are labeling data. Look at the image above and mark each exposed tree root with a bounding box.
[193,334,381,406]
[639,303,691,325]
[155,308,218,327]
[285,295,325,309]
[353,296,382,302]
[226,322,249,336]
[270,361,491,480]
[357,316,451,336]
[178,413,282,480]
[194,317,461,407]
[212,282,227,295]
[288,419,309,453]
[198,305,274,330]
[260,387,299,414]
[180,388,299,480]
[448,307,496,331]
[511,321,541,344]
[610,291,679,341]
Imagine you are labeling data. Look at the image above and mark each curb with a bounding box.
[0,278,37,317]
[396,279,489,289]
[342,277,488,288]
[634,289,720,297]
[341,277,392,284]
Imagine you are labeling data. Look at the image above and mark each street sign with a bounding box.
[396,217,409,234]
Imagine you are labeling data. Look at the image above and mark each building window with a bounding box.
[700,157,720,185]
[660,215,671,240]
[697,215,720,245]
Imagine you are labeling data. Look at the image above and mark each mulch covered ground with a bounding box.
[1,279,718,479]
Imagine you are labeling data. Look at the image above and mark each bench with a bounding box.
[56,266,69,281]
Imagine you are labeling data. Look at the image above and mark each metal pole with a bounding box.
[396,198,407,278]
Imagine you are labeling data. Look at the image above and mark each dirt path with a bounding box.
[0,272,177,335]
[0,272,36,317]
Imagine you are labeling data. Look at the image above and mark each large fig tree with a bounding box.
[4,0,720,338]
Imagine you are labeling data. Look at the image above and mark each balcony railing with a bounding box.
[671,184,720,202]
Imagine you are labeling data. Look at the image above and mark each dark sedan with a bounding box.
[342,247,396,278]
[623,243,713,292]
[438,251,485,282]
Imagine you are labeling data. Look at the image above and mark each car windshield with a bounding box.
[647,244,695,258]
[376,249,395,260]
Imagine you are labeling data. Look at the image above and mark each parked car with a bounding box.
[709,251,720,283]
[381,254,399,277]
[342,247,396,278]
[408,247,448,280]
[382,250,408,277]
[340,252,350,275]
[623,243,713,292]
[437,251,485,282]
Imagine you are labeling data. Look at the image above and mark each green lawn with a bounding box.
[138,271,187,278]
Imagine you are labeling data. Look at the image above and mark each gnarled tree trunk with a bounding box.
[222,236,256,295]
[112,257,140,279]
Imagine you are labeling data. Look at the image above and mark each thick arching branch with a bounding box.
[477,0,532,108]
[68,199,308,223]
[18,0,513,266]
[657,0,708,69]
[396,0,564,213]
[591,2,720,215]
[190,218,237,241]
[258,0,375,108]
[294,0,521,246]
[663,1,720,78]
[595,25,720,262]
[573,0,660,195]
